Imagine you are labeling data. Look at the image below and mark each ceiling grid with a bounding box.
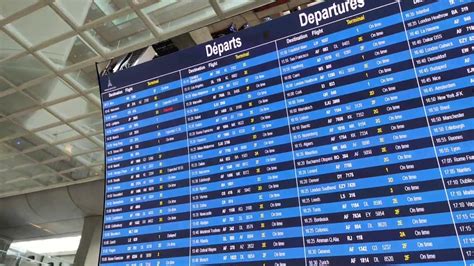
[0,0,285,198]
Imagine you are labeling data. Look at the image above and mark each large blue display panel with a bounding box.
[98,0,473,265]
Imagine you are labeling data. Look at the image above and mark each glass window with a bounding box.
[46,157,84,171]
[91,134,104,146]
[5,135,43,151]
[70,113,103,135]
[87,90,101,105]
[0,0,36,19]
[76,150,103,166]
[0,54,52,86]
[48,97,99,120]
[17,164,56,177]
[38,36,98,69]
[0,120,27,139]
[4,179,39,192]
[0,169,24,183]
[32,174,65,186]
[6,6,72,47]
[0,31,25,60]
[0,154,35,170]
[90,165,104,176]
[62,166,92,180]
[85,12,153,51]
[25,148,63,162]
[64,65,99,91]
[12,108,60,131]
[56,138,99,156]
[55,0,129,26]
[216,0,268,13]
[36,124,81,144]
[144,0,217,34]
[24,77,77,104]
[0,92,37,116]
[0,143,17,159]
[0,77,14,92]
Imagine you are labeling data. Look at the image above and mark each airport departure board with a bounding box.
[98,0,474,265]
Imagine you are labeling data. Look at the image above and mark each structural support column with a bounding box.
[74,216,102,266]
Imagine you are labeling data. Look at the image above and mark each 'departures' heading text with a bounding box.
[299,0,365,27]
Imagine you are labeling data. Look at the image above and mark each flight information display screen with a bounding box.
[98,0,473,265]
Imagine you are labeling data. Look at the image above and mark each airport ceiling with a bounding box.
[0,0,320,199]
